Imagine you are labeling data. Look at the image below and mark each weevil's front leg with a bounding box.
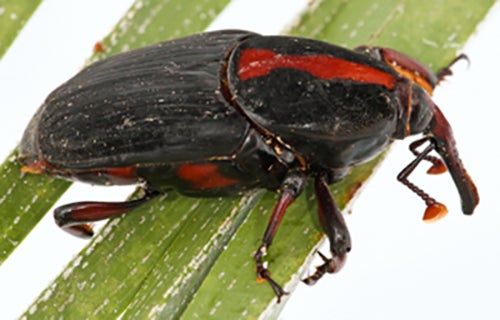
[409,137,447,174]
[54,189,160,238]
[254,170,306,302]
[436,53,469,83]
[303,173,351,285]
[397,141,448,222]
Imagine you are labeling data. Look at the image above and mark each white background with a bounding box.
[0,0,499,319]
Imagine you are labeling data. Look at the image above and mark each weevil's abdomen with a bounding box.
[18,30,296,193]
[18,30,257,179]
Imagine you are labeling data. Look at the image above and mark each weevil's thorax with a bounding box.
[228,35,404,171]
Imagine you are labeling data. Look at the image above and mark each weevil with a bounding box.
[18,30,479,301]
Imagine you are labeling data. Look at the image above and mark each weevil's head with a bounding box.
[397,85,479,216]
[356,46,479,216]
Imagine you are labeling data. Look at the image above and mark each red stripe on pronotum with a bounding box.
[238,48,395,89]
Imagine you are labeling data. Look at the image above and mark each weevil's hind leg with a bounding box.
[398,141,448,222]
[54,189,160,238]
[303,173,351,285]
[254,170,306,302]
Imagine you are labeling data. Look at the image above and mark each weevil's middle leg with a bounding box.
[303,173,350,285]
[255,170,306,302]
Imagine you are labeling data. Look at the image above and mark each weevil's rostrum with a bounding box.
[18,30,479,301]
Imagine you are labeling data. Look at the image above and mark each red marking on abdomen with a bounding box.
[104,166,137,180]
[20,158,47,174]
[238,48,395,88]
[176,163,238,189]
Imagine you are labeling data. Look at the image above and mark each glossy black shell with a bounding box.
[20,30,256,170]
[19,29,405,191]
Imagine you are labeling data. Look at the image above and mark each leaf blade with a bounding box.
[8,0,494,318]
[0,151,70,265]
[0,0,43,59]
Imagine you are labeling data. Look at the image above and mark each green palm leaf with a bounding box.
[0,0,494,318]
